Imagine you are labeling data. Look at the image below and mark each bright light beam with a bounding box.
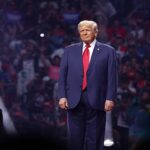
[104,111,114,147]
[0,97,17,135]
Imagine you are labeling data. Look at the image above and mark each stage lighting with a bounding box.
[40,33,45,37]
[104,111,114,147]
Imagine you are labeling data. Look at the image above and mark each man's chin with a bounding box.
[82,40,91,43]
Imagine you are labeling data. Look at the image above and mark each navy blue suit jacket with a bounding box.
[58,41,118,110]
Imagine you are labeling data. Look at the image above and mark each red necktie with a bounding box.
[82,44,90,90]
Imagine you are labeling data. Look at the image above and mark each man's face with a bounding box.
[79,25,97,44]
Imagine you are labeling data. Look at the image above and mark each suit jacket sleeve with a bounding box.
[106,47,118,101]
[58,47,68,99]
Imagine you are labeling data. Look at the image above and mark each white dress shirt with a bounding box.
[82,39,96,62]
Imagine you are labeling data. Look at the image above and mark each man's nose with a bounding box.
[83,31,87,35]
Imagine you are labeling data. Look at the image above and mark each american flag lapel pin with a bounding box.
[97,48,100,51]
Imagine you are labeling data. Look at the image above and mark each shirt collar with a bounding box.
[83,39,96,48]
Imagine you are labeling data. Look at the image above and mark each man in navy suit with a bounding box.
[58,20,118,150]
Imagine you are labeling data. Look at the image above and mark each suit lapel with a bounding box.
[87,41,102,73]
[76,43,83,74]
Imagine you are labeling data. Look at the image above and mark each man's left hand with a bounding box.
[105,100,114,111]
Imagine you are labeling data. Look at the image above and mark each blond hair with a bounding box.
[78,20,98,34]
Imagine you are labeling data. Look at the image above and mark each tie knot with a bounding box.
[86,43,90,48]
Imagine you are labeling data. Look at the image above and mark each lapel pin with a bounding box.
[97,48,100,51]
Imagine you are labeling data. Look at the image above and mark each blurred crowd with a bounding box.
[0,0,150,149]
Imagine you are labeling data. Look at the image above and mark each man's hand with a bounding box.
[59,98,68,110]
[105,100,114,111]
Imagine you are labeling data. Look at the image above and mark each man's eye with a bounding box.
[80,30,90,32]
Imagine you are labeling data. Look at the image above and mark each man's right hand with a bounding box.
[59,98,68,110]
